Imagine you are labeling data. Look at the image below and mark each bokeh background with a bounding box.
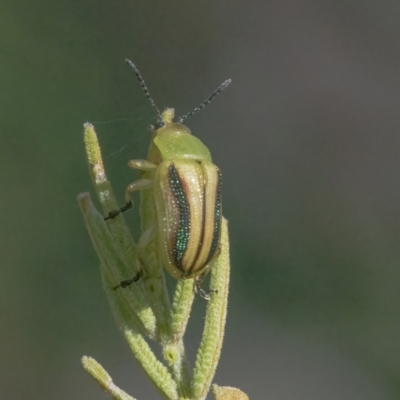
[2,1,400,399]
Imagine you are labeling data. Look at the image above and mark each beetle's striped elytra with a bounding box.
[154,159,222,280]
[108,60,231,299]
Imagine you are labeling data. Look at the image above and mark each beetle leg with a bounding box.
[138,225,157,250]
[194,274,218,301]
[113,227,156,289]
[125,178,153,204]
[128,159,157,171]
[105,178,153,220]
[113,267,143,290]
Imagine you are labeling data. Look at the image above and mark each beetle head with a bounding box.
[152,108,212,163]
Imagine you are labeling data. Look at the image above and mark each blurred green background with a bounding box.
[2,1,400,399]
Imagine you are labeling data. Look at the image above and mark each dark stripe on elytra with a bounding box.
[168,164,191,271]
[206,168,222,264]
[186,177,207,276]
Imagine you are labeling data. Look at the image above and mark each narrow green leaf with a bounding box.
[192,218,230,400]
[78,193,157,338]
[82,356,137,400]
[212,384,249,400]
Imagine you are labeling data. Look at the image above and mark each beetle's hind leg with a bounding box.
[104,159,157,220]
[194,274,218,301]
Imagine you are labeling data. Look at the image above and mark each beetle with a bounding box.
[106,60,231,299]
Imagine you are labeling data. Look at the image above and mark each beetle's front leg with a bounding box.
[128,159,157,171]
[113,268,143,290]
[104,159,157,220]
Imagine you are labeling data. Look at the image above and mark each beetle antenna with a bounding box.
[177,79,232,123]
[125,59,163,122]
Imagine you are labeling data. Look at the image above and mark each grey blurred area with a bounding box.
[1,0,400,399]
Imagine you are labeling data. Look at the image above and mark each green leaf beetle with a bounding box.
[106,60,231,299]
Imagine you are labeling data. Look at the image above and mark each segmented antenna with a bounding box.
[177,79,232,123]
[125,59,162,122]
